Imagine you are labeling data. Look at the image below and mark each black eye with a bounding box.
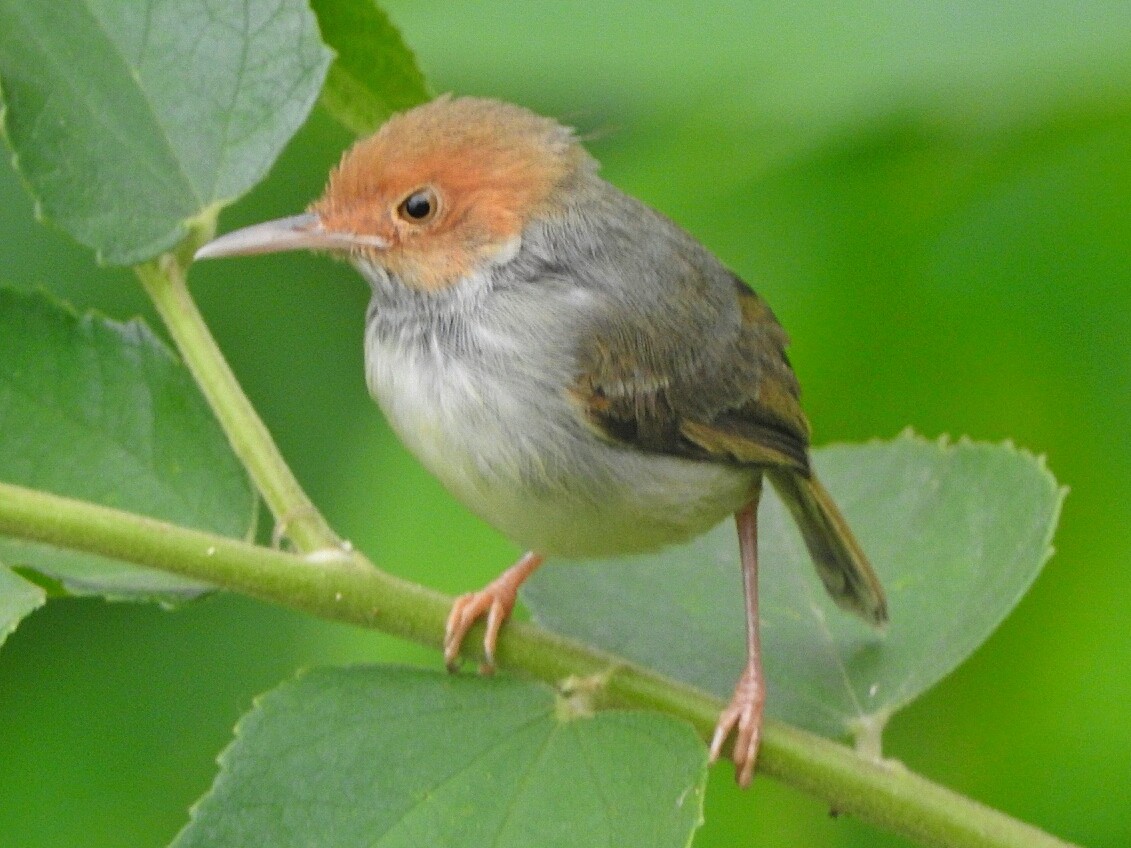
[399,189,437,223]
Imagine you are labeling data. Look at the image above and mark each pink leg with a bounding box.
[709,478,766,788]
[444,551,544,672]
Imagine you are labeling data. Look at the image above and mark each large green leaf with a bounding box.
[172,667,707,848]
[0,0,331,264]
[0,288,256,599]
[0,562,45,649]
[524,434,1065,744]
[312,0,430,135]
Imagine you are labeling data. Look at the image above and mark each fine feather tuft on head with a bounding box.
[311,96,594,290]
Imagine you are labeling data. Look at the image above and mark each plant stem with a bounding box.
[0,481,1076,848]
[135,255,340,553]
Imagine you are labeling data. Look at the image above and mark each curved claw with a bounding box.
[444,590,512,672]
[442,552,544,673]
[708,664,765,788]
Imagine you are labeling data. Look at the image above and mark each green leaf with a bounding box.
[311,0,430,135]
[0,0,332,264]
[0,287,256,600]
[172,667,707,848]
[0,562,46,649]
[523,434,1065,745]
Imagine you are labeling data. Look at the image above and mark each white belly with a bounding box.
[365,331,755,558]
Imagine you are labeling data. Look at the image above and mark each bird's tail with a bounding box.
[767,469,888,627]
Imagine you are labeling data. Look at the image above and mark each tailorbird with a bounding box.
[195,95,887,786]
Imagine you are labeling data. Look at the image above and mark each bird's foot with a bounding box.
[708,661,766,788]
[443,552,543,673]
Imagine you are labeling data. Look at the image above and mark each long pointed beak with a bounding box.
[194,213,389,261]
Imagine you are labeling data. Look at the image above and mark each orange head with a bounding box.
[195,97,593,290]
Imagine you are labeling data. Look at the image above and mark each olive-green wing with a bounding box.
[568,273,887,626]
[569,274,812,474]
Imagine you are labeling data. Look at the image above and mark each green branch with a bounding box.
[0,480,1075,848]
[135,249,341,554]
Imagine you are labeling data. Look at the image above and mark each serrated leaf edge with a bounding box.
[0,561,47,649]
[832,430,1068,743]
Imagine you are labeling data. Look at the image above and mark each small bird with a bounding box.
[195,96,887,786]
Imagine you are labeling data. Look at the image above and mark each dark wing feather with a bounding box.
[570,272,812,474]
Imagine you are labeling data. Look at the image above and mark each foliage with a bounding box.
[312,0,431,134]
[0,289,254,599]
[173,668,707,848]
[0,0,330,263]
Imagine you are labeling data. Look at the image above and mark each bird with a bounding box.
[194,95,887,787]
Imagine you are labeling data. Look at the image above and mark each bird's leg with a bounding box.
[709,477,766,788]
[444,551,544,672]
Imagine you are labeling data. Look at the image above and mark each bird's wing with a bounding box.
[564,242,887,628]
[568,270,812,474]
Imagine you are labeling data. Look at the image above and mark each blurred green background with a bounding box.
[2,1,1129,845]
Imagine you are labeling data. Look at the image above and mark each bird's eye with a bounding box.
[398,188,438,223]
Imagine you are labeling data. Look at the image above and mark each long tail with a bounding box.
[767,469,888,627]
